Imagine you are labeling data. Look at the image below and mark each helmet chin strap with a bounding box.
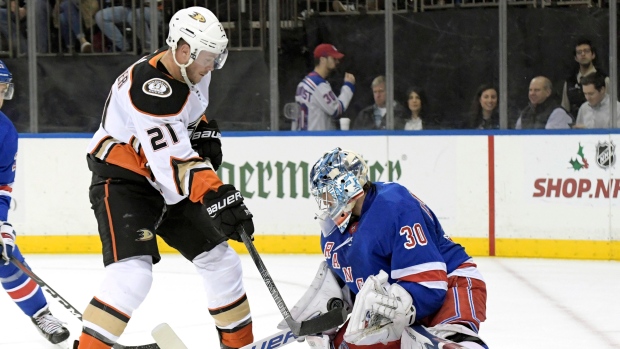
[171,47,196,89]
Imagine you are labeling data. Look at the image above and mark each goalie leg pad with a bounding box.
[305,334,332,349]
[400,327,435,349]
[277,261,352,333]
[426,324,488,348]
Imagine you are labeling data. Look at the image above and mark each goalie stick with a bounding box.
[151,323,298,349]
[238,226,348,336]
[10,257,160,349]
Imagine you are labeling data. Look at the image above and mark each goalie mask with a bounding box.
[0,60,14,101]
[310,147,369,237]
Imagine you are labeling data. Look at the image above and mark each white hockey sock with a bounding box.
[193,243,245,304]
[97,255,153,314]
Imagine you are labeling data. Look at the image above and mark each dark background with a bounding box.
[4,6,613,132]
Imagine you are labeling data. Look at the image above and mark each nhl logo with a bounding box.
[596,141,616,169]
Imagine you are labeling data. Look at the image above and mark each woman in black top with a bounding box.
[468,84,499,129]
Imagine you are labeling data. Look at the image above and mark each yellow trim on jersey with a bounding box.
[12,235,620,260]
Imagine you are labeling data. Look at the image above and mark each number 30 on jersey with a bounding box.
[400,223,428,249]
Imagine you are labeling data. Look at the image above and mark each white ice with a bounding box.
[0,254,619,348]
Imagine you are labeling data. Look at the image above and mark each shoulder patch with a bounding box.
[143,78,172,98]
[130,60,190,116]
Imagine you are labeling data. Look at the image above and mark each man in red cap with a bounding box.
[294,43,356,130]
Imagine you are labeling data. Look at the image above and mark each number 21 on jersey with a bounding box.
[400,223,428,249]
[147,123,180,151]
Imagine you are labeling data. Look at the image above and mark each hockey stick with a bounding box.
[239,328,298,349]
[151,323,298,349]
[238,227,348,336]
[10,257,160,349]
[10,257,84,321]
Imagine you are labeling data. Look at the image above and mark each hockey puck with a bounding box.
[327,297,344,310]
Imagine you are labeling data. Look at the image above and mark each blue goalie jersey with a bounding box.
[321,182,483,320]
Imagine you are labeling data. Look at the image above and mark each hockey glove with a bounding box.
[203,184,254,242]
[344,270,416,345]
[191,119,223,171]
[0,222,15,265]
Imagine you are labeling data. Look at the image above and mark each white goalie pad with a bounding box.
[400,327,435,349]
[426,324,487,348]
[277,261,352,333]
[402,324,486,349]
[305,334,332,349]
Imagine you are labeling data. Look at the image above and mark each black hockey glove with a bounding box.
[203,184,254,242]
[191,119,223,171]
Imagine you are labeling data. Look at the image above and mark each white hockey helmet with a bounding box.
[310,147,369,237]
[166,6,229,70]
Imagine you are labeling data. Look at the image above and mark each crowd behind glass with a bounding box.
[0,0,616,131]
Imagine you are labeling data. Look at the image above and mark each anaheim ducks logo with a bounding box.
[142,78,172,98]
[189,11,206,23]
[136,229,154,242]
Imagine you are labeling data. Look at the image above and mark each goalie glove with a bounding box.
[277,261,353,336]
[0,222,15,265]
[191,118,223,171]
[344,270,416,346]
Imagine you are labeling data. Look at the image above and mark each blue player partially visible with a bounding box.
[0,60,71,345]
[280,147,488,349]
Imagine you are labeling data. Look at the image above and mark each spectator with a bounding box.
[467,84,499,129]
[54,0,95,53]
[294,43,355,130]
[561,38,609,117]
[0,0,50,54]
[352,75,407,130]
[404,86,428,130]
[95,0,161,53]
[515,76,572,129]
[574,72,620,129]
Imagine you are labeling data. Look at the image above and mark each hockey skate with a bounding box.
[31,308,71,344]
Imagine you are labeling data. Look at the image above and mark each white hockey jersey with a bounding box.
[295,71,354,131]
[87,48,223,205]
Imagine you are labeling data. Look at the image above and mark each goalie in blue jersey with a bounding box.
[0,60,71,345]
[279,147,488,349]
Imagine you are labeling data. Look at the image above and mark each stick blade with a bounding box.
[289,307,349,336]
[151,323,188,349]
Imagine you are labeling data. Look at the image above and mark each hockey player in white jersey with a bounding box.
[295,43,355,130]
[78,7,255,349]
